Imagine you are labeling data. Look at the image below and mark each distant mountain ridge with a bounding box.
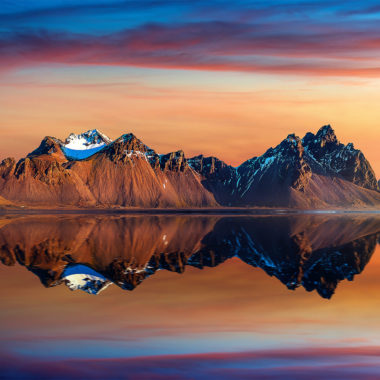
[0,125,379,208]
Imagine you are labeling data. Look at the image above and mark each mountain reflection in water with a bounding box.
[0,214,379,299]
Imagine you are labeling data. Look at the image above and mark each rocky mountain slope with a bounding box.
[190,125,380,208]
[0,195,17,209]
[0,131,216,207]
[0,125,378,208]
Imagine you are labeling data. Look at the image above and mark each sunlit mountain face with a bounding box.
[1,125,379,209]
[1,212,380,379]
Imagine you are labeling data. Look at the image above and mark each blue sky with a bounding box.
[1,0,380,76]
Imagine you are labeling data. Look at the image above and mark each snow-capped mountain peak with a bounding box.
[64,129,111,149]
[62,129,112,160]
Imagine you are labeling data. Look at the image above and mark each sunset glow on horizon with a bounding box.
[0,1,379,174]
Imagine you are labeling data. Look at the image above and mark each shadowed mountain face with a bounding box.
[0,125,379,208]
[0,214,379,299]
[192,125,380,207]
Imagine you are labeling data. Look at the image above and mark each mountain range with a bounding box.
[0,125,379,208]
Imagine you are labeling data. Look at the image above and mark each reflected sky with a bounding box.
[1,213,380,379]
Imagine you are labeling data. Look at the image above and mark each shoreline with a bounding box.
[0,207,379,216]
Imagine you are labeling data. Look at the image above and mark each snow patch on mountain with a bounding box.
[62,129,112,160]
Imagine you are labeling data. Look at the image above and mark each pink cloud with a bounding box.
[1,22,380,77]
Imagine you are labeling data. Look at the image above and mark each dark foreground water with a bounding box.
[0,213,380,379]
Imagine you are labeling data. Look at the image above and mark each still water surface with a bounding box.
[0,213,380,379]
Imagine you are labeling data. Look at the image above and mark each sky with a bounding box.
[0,0,380,175]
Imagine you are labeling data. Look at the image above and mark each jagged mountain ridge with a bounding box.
[0,125,379,208]
[0,131,216,207]
[189,125,380,207]
[193,125,379,207]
